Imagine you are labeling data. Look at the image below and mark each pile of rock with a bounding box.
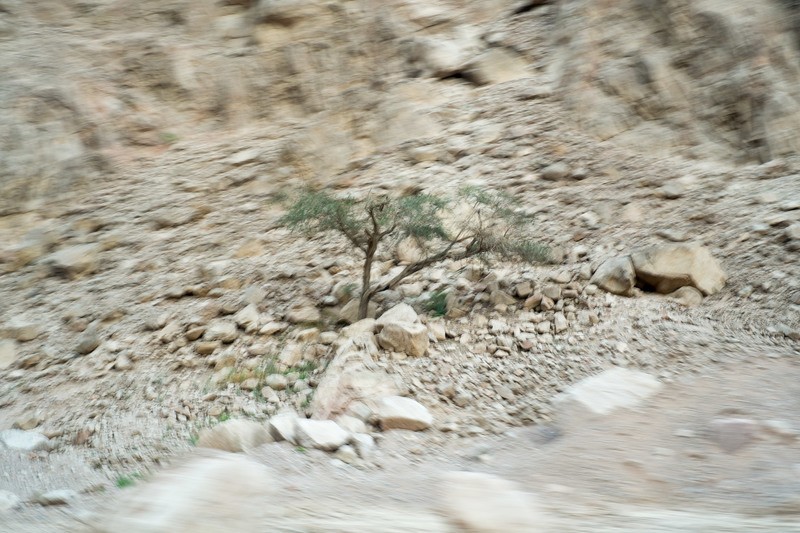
[590,244,727,306]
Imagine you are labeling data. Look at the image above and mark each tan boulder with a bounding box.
[197,419,273,453]
[631,244,726,295]
[377,322,429,357]
[590,256,636,296]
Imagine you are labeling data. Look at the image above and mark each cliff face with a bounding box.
[552,0,800,162]
[1,0,799,213]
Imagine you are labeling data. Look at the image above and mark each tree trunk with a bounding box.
[358,237,379,320]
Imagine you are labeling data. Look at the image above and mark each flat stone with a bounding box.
[440,472,548,532]
[555,367,662,416]
[35,490,77,506]
[376,396,433,431]
[197,419,273,453]
[286,305,320,324]
[1,318,41,341]
[0,429,50,451]
[294,419,350,451]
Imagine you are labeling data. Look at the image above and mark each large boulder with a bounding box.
[630,244,727,295]
[311,335,405,419]
[96,451,275,532]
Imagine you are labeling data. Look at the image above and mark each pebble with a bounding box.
[35,489,78,506]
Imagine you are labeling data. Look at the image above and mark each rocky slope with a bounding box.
[0,1,799,531]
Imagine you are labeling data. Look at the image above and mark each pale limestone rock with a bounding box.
[294,419,350,451]
[463,47,529,85]
[204,320,238,343]
[97,450,275,532]
[377,322,429,357]
[268,412,299,444]
[555,367,661,416]
[0,490,21,513]
[0,339,18,369]
[591,256,636,296]
[631,244,727,295]
[311,337,402,419]
[197,419,272,453]
[233,304,259,332]
[441,471,548,532]
[41,243,100,278]
[286,305,320,324]
[396,237,424,263]
[668,286,704,307]
[376,303,419,327]
[335,414,367,434]
[0,429,50,451]
[0,318,41,341]
[376,396,433,431]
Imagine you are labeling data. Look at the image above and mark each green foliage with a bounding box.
[217,411,231,423]
[115,472,143,489]
[281,188,550,320]
[425,290,449,317]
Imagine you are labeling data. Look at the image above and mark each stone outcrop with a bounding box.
[554,0,800,163]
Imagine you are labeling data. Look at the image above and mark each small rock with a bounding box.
[553,313,568,333]
[334,444,359,464]
[294,419,350,451]
[240,378,259,391]
[233,304,259,332]
[13,413,43,430]
[204,320,238,343]
[197,419,273,452]
[667,286,703,307]
[1,319,41,341]
[0,429,49,451]
[376,396,433,431]
[286,305,320,324]
[35,490,77,506]
[76,324,101,355]
[265,374,289,391]
[540,162,570,181]
[278,342,304,367]
[196,341,220,355]
[515,282,533,298]
[710,418,759,454]
[428,321,447,341]
[659,183,684,199]
[785,223,800,241]
[114,353,133,370]
[535,321,551,334]
[0,490,21,513]
[227,148,261,166]
[41,244,100,278]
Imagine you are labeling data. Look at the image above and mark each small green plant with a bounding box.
[115,473,143,489]
[188,433,199,446]
[425,290,449,317]
[281,188,550,321]
[160,131,179,145]
[295,445,308,453]
[217,411,231,423]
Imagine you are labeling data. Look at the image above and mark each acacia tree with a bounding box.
[281,188,550,321]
